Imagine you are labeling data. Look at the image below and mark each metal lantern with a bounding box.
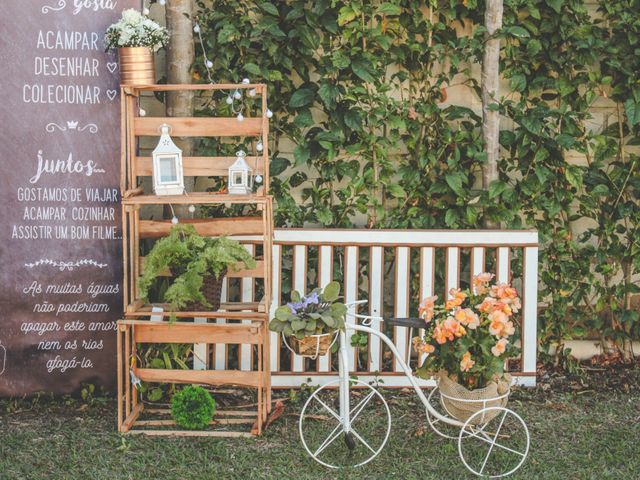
[152,124,184,195]
[228,150,254,195]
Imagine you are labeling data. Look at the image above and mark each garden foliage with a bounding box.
[193,0,640,359]
[171,385,216,430]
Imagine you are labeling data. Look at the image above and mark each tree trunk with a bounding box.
[481,0,503,229]
[164,0,195,219]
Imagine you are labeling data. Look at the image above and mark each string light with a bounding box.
[266,109,273,118]
[158,0,165,5]
[249,88,256,97]
[242,78,250,84]
[233,90,242,100]
[139,107,146,117]
[171,216,179,225]
[256,141,263,152]
[255,174,263,184]
[188,204,196,213]
[237,113,244,122]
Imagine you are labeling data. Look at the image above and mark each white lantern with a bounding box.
[228,150,254,195]
[152,124,184,196]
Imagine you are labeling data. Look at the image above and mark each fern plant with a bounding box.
[138,224,256,311]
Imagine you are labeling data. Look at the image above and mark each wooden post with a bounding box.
[481,0,503,228]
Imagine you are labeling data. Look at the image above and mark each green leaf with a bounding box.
[291,290,301,303]
[270,157,290,176]
[624,99,640,126]
[489,180,508,199]
[565,165,583,189]
[526,39,542,56]
[337,6,357,26]
[289,87,315,108]
[344,109,363,131]
[243,63,262,76]
[352,58,376,83]
[377,3,401,15]
[148,388,163,402]
[387,183,406,198]
[260,2,279,16]
[546,0,562,13]
[445,172,465,196]
[509,73,526,92]
[275,305,292,321]
[506,26,530,38]
[291,319,306,331]
[293,144,310,166]
[321,314,336,328]
[323,281,340,302]
[318,82,339,109]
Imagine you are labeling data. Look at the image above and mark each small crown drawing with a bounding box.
[67,120,78,129]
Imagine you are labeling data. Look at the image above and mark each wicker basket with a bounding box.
[437,372,511,425]
[180,269,227,312]
[289,332,336,358]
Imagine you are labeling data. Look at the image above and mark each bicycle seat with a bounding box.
[385,317,426,329]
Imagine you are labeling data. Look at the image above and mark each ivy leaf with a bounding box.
[344,109,363,131]
[624,99,640,126]
[488,180,508,199]
[260,2,279,16]
[445,172,465,196]
[377,3,401,15]
[271,157,290,176]
[337,6,357,26]
[546,0,562,14]
[352,58,376,83]
[318,82,339,109]
[509,73,526,92]
[565,165,583,189]
[445,209,458,227]
[526,39,542,56]
[243,63,262,76]
[293,144,310,166]
[556,134,575,149]
[387,183,406,198]
[506,26,530,38]
[289,87,315,108]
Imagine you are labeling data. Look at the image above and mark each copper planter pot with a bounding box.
[118,47,155,86]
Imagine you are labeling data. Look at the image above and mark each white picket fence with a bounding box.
[198,229,538,388]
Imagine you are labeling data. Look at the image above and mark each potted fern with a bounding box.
[138,224,256,312]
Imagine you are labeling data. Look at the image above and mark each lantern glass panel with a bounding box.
[232,171,243,186]
[158,155,178,183]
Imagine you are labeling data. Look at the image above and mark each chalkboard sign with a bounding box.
[0,0,139,396]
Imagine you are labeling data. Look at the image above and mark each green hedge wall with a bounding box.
[192,0,640,360]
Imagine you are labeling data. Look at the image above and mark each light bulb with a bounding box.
[233,90,242,100]
[205,60,213,69]
[237,113,244,122]
[143,7,150,15]
[248,88,256,97]
[242,78,250,84]
[256,141,263,152]
[193,24,200,33]
[171,216,179,225]
[266,109,273,118]
[159,0,165,5]
[188,204,196,213]
[226,96,233,105]
[139,108,146,117]
[255,175,263,184]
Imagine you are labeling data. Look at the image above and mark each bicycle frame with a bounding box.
[340,302,463,430]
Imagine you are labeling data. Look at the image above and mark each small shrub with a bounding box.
[171,385,216,430]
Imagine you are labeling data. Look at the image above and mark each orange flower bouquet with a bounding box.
[414,273,520,421]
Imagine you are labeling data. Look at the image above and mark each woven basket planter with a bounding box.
[167,268,227,312]
[437,372,511,425]
[289,332,337,358]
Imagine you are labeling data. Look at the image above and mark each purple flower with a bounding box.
[302,292,319,308]
[287,302,303,314]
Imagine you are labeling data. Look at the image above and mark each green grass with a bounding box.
[1,387,639,479]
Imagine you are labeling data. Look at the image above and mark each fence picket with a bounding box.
[214,279,229,370]
[240,244,255,371]
[344,246,358,372]
[368,247,384,373]
[269,245,282,374]
[393,247,410,372]
[418,247,435,365]
[318,245,333,372]
[292,245,307,372]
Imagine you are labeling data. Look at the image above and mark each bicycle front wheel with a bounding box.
[299,379,391,469]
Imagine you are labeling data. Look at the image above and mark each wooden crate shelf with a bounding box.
[118,84,274,437]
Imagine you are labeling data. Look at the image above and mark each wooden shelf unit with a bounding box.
[117,84,273,437]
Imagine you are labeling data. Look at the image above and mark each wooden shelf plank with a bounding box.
[130,83,266,93]
[125,429,254,438]
[139,217,265,238]
[123,300,267,317]
[122,193,269,205]
[134,117,262,137]
[135,156,265,177]
[133,322,262,345]
[134,368,261,387]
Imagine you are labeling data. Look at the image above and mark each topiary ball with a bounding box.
[171,385,216,430]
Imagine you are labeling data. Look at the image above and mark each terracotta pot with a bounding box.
[118,47,155,86]
[290,332,336,357]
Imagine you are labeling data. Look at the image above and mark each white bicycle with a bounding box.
[295,301,530,478]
